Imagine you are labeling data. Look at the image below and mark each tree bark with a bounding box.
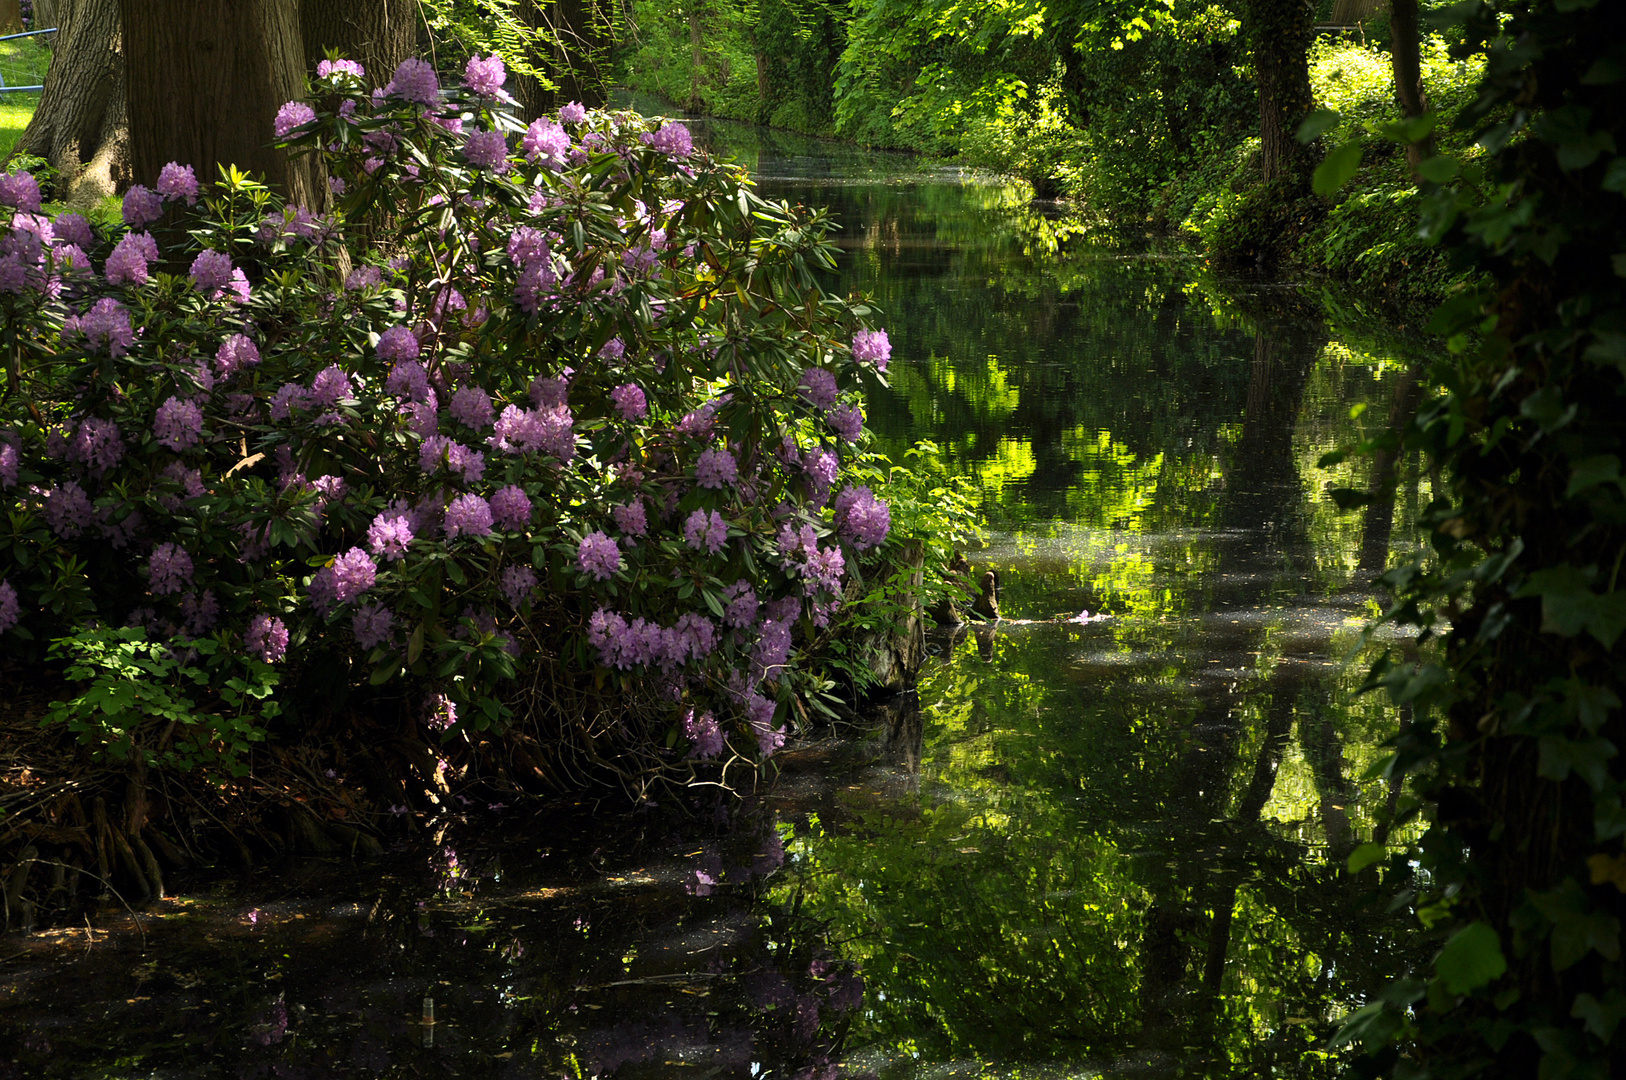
[1330,0,1384,23]
[0,1,22,34]
[118,0,319,207]
[1241,0,1316,187]
[8,0,129,207]
[687,7,703,113]
[32,0,62,29]
[299,0,416,88]
[1387,0,1437,171]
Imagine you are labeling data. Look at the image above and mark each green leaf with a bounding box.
[1570,990,1626,1042]
[1531,880,1622,970]
[1435,921,1507,994]
[1313,139,1364,197]
[1296,109,1340,144]
[1537,735,1617,791]
[1566,454,1621,497]
[1516,565,1626,647]
[1348,842,1386,874]
[1416,155,1461,184]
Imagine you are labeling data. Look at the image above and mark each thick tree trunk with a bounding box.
[1387,0,1436,170]
[552,0,608,108]
[1242,0,1316,186]
[1330,0,1384,23]
[0,1,22,34]
[32,0,62,29]
[687,9,703,113]
[299,0,416,88]
[118,0,319,207]
[9,0,129,207]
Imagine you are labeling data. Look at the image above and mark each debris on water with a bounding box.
[1066,610,1112,624]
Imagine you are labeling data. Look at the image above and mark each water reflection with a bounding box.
[687,119,1428,1077]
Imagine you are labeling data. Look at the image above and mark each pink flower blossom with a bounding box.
[310,547,376,612]
[490,404,574,461]
[559,101,587,124]
[67,416,124,474]
[612,500,647,537]
[684,709,724,758]
[449,385,494,429]
[317,58,365,80]
[52,212,93,248]
[43,481,92,538]
[834,485,891,550]
[647,121,693,158]
[500,565,538,607]
[104,231,158,285]
[799,368,838,409]
[828,403,864,443]
[723,581,759,628]
[367,510,414,560]
[216,334,260,376]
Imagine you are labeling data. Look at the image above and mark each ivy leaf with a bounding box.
[1296,109,1340,143]
[1536,735,1617,791]
[1435,921,1507,994]
[1329,1000,1404,1050]
[1348,842,1386,874]
[1313,139,1364,197]
[1566,454,1621,497]
[1530,880,1622,971]
[1570,990,1626,1043]
[1515,565,1626,647]
[1416,155,1461,184]
[1597,794,1626,842]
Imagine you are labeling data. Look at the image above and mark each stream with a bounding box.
[0,117,1427,1079]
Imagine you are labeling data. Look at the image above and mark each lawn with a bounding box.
[0,30,50,158]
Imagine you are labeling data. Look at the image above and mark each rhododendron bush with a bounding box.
[0,56,899,789]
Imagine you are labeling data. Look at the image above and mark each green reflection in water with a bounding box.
[683,117,1429,1077]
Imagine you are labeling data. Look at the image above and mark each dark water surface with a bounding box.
[0,119,1426,1078]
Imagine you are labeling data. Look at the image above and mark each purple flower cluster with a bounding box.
[610,382,647,420]
[443,493,494,539]
[828,403,864,443]
[309,547,377,612]
[0,443,17,487]
[66,298,135,357]
[246,614,289,662]
[153,396,204,451]
[799,368,838,409]
[463,54,506,95]
[449,385,494,429]
[613,500,647,537]
[834,485,891,550]
[588,609,720,670]
[352,604,395,649]
[105,232,158,285]
[577,531,621,580]
[802,447,838,505]
[522,119,570,166]
[491,404,574,461]
[317,58,364,80]
[684,509,728,554]
[43,481,92,538]
[500,564,538,607]
[559,101,588,124]
[156,162,199,205]
[723,581,759,628]
[684,709,725,758]
[148,543,194,596]
[67,416,124,474]
[646,122,694,159]
[367,509,414,560]
[122,185,163,228]
[376,325,420,362]
[0,171,40,213]
[216,334,260,377]
[274,101,317,139]
[190,249,234,292]
[695,446,738,489]
[0,579,18,634]
[463,130,510,173]
[385,59,440,106]
[489,484,533,530]
[852,329,891,371]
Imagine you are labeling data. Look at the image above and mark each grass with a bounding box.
[0,32,50,158]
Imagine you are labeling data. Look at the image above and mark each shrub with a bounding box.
[0,55,899,787]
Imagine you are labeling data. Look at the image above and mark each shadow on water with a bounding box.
[0,110,1430,1078]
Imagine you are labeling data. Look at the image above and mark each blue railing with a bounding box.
[0,27,56,93]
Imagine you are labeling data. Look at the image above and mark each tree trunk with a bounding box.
[1242,0,1316,186]
[8,0,129,207]
[118,0,319,207]
[1330,0,1384,23]
[299,0,416,88]
[1387,0,1436,171]
[552,0,608,108]
[32,0,62,29]
[687,8,703,113]
[0,1,21,34]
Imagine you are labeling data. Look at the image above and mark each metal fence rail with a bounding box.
[0,27,56,94]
